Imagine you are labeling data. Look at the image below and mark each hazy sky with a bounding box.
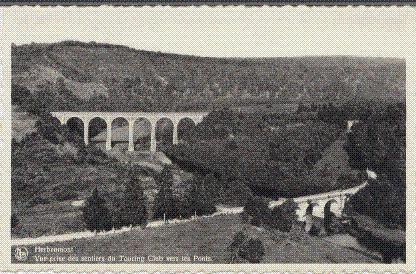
[2,6,414,58]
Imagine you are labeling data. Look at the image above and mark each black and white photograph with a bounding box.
[4,6,409,267]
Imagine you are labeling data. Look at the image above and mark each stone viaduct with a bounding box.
[269,181,368,221]
[51,112,208,153]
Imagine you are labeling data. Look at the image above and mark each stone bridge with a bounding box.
[269,181,368,220]
[51,112,208,153]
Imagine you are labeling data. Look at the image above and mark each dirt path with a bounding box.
[11,206,242,246]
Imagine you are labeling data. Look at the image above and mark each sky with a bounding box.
[2,6,414,58]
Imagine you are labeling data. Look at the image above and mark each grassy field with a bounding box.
[13,214,378,264]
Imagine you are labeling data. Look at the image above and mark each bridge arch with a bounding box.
[88,117,108,148]
[133,118,152,151]
[110,117,129,151]
[155,117,174,151]
[323,198,339,234]
[324,199,339,214]
[305,201,319,216]
[66,117,84,143]
[177,117,196,143]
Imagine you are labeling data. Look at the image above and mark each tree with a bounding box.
[34,114,63,145]
[227,230,265,263]
[323,206,335,235]
[11,84,31,105]
[121,172,148,228]
[268,199,298,232]
[242,196,270,227]
[345,178,405,229]
[238,238,265,263]
[54,77,71,96]
[344,102,405,229]
[181,178,216,218]
[82,187,112,232]
[11,213,19,229]
[153,166,179,220]
[21,88,54,115]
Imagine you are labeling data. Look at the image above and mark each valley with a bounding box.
[11,42,406,264]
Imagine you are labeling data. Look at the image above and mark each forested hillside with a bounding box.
[165,106,363,198]
[344,102,406,229]
[12,41,405,112]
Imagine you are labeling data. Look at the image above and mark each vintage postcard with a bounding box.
[0,5,415,273]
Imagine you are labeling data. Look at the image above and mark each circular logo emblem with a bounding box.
[14,247,28,262]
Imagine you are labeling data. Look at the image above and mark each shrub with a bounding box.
[54,188,78,202]
[268,199,298,232]
[308,224,321,236]
[28,196,50,207]
[82,187,112,232]
[227,230,265,263]
[238,238,265,263]
[242,196,270,227]
[109,194,125,230]
[77,145,109,165]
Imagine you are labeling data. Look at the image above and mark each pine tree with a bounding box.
[82,187,112,232]
[153,166,178,220]
[11,213,19,229]
[121,173,148,228]
[183,179,216,218]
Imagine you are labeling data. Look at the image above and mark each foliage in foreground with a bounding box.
[115,170,148,229]
[82,187,112,232]
[227,230,265,263]
[242,196,298,232]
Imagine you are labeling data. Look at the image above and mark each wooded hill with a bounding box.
[12,41,405,112]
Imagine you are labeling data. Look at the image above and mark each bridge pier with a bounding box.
[83,120,89,146]
[150,122,157,153]
[106,119,112,151]
[128,121,134,152]
[84,123,89,146]
[172,122,179,145]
